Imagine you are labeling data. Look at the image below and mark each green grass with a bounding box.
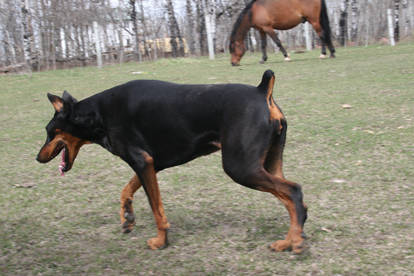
[1,44,413,275]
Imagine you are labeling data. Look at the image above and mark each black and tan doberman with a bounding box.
[36,70,307,253]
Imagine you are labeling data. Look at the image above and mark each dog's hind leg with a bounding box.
[263,175,307,254]
[120,174,142,233]
[223,133,306,254]
[264,123,308,242]
[225,164,307,253]
[264,121,287,179]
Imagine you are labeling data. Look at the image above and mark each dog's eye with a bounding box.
[55,129,62,133]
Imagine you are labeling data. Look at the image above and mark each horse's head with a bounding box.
[229,40,245,66]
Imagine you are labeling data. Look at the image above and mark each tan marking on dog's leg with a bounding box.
[270,195,304,253]
[120,174,142,233]
[261,177,306,254]
[141,152,170,250]
[264,144,284,179]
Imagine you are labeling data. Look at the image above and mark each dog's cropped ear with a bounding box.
[47,93,64,112]
[62,90,78,104]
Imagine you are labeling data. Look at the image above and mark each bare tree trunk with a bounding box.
[394,0,400,42]
[21,0,33,72]
[364,0,371,46]
[202,0,215,59]
[84,25,92,58]
[138,0,150,60]
[186,0,196,55]
[39,0,49,70]
[387,9,396,46]
[118,29,124,63]
[129,0,142,62]
[196,0,207,55]
[339,0,350,46]
[3,29,17,66]
[166,0,184,57]
[75,25,83,60]
[50,24,56,70]
[93,21,103,68]
[351,0,358,43]
[79,25,87,66]
[79,0,87,65]
[304,22,312,50]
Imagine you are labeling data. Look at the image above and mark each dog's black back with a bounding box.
[76,78,277,172]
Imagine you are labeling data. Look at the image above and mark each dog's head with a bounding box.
[36,91,90,174]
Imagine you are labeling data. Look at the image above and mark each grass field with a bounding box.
[1,44,413,275]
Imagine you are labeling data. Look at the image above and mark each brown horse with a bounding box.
[230,0,336,66]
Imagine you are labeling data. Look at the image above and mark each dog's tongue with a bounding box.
[58,149,66,176]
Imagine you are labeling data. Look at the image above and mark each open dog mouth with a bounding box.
[59,146,71,175]
[48,142,70,175]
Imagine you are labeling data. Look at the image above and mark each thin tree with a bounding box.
[186,0,196,55]
[195,0,207,55]
[166,0,184,57]
[351,0,358,43]
[20,0,34,72]
[339,0,350,46]
[394,0,400,42]
[138,0,150,59]
[129,0,142,62]
[202,0,215,59]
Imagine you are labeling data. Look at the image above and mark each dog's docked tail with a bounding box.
[258,69,275,97]
[257,70,285,128]
[258,69,277,109]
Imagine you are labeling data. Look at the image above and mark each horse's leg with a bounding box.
[309,20,335,58]
[321,42,327,59]
[263,27,290,61]
[259,30,268,64]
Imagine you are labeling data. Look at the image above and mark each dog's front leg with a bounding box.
[120,174,142,233]
[129,151,170,249]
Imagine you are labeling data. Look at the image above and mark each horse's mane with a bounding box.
[229,0,256,53]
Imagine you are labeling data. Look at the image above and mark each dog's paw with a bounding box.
[269,238,306,254]
[121,215,135,233]
[124,211,135,223]
[269,239,291,252]
[121,220,135,234]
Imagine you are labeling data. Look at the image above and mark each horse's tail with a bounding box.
[319,0,333,47]
[229,0,256,53]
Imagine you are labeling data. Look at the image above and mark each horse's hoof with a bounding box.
[330,54,336,58]
[259,60,265,64]
[284,57,291,62]
[319,54,327,59]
